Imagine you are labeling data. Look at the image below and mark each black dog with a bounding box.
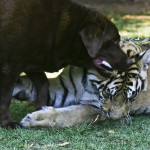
[0,0,130,127]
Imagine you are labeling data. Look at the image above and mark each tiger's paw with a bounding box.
[20,106,56,128]
[20,114,34,128]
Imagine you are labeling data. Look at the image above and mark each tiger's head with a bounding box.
[92,38,150,120]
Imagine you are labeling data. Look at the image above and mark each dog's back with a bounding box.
[0,0,89,72]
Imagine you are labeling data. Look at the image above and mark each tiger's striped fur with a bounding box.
[16,38,150,127]
[14,65,118,111]
[91,40,148,119]
[98,38,150,119]
[13,45,145,110]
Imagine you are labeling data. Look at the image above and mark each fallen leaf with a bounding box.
[58,142,70,147]
[107,130,115,134]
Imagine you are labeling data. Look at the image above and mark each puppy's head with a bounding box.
[80,14,131,71]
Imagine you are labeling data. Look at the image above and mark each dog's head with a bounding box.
[80,14,131,71]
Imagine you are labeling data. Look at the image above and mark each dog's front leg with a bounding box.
[20,105,102,128]
[26,72,49,109]
[0,71,19,128]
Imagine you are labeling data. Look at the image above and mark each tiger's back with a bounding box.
[13,65,107,108]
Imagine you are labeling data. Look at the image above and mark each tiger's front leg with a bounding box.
[20,105,102,128]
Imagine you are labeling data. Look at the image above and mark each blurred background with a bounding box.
[47,0,150,77]
[74,0,150,37]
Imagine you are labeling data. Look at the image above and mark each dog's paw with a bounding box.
[20,114,34,128]
[1,122,21,129]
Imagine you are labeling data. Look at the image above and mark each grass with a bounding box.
[1,101,150,150]
[2,101,150,150]
[1,5,150,150]
[109,12,150,38]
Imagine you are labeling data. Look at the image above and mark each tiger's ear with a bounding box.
[80,24,107,58]
[134,50,148,63]
[142,49,150,65]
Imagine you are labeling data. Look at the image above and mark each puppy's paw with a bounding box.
[20,114,34,128]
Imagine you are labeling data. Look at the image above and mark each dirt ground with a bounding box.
[74,0,150,14]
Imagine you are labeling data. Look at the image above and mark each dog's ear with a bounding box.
[80,24,107,58]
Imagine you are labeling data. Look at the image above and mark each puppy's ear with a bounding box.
[80,24,107,58]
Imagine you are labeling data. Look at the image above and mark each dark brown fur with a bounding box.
[0,0,130,127]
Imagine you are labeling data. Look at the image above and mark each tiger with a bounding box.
[93,38,150,119]
[98,38,150,119]
[13,38,150,128]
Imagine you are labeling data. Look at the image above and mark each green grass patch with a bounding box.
[1,101,150,150]
[106,12,150,38]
